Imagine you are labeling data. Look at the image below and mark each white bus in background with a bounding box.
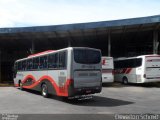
[102,57,114,83]
[13,47,102,98]
[114,54,160,84]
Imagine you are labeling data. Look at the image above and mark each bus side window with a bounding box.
[59,51,66,69]
[55,53,58,69]
[22,60,27,71]
[48,54,54,68]
[33,57,39,70]
[27,59,33,70]
[135,58,142,67]
[115,58,142,69]
[18,61,22,71]
[13,62,18,78]
[14,62,17,71]
[43,56,48,69]
[48,53,58,69]
[40,56,48,69]
[115,61,123,69]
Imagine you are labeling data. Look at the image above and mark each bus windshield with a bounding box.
[74,48,101,64]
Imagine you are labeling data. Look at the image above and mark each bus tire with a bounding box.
[19,81,23,90]
[41,83,49,98]
[122,77,128,85]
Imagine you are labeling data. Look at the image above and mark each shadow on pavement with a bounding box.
[19,88,134,107]
[65,96,134,107]
[18,88,41,95]
[102,82,129,88]
[102,82,160,88]
[132,82,160,88]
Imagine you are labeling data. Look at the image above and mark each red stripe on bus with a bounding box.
[125,68,132,74]
[14,84,19,87]
[102,59,106,65]
[114,68,132,74]
[21,75,72,97]
[122,68,127,74]
[102,69,112,73]
[28,50,55,57]
[22,75,36,84]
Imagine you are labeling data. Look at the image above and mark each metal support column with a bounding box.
[31,39,35,54]
[153,30,159,54]
[108,32,111,56]
[68,39,71,47]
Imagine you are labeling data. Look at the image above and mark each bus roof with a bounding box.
[114,54,160,61]
[27,50,55,58]
[15,47,101,62]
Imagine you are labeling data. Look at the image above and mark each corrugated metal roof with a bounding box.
[0,15,160,34]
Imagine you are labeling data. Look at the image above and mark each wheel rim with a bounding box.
[20,82,23,89]
[42,85,47,96]
[124,80,127,84]
[123,78,128,84]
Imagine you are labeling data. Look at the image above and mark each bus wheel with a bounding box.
[122,77,128,85]
[19,81,23,90]
[41,84,49,98]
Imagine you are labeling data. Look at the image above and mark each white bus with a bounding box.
[114,54,160,84]
[13,47,102,98]
[102,57,114,83]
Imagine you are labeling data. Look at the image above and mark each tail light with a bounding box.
[112,70,114,75]
[67,79,74,86]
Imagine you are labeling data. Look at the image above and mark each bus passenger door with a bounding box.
[58,51,67,95]
[58,71,67,94]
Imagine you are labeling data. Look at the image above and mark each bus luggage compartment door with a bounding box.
[73,70,101,88]
[58,71,67,94]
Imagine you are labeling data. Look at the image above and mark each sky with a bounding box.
[0,0,160,28]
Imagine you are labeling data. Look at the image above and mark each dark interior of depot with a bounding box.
[0,21,160,83]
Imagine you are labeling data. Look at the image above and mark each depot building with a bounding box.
[0,15,160,83]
